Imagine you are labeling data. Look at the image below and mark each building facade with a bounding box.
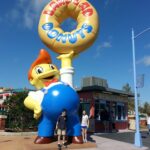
[77,77,133,132]
[0,88,12,130]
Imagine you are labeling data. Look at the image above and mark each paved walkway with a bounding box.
[84,129,150,150]
[84,134,149,150]
[0,130,150,150]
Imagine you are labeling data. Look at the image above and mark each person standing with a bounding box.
[81,110,89,143]
[110,110,115,132]
[56,109,67,149]
[100,108,109,133]
[147,113,150,135]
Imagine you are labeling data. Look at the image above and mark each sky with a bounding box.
[0,0,150,104]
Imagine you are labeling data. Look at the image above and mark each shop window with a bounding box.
[95,100,110,121]
[116,103,127,121]
[0,95,3,100]
[117,105,122,120]
[122,106,126,119]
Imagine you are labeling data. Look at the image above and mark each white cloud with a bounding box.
[3,0,50,29]
[97,41,112,49]
[24,13,34,29]
[137,56,150,66]
[94,41,112,58]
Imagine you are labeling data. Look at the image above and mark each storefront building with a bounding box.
[0,78,133,132]
[77,77,133,132]
[0,88,12,130]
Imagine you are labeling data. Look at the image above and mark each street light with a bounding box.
[131,27,150,147]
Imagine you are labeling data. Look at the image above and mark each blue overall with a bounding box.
[38,82,81,137]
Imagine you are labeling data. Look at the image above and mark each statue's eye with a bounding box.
[50,64,55,70]
[35,67,43,74]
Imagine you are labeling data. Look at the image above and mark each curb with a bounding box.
[0,132,37,136]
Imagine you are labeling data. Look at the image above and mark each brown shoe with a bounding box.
[72,136,83,144]
[34,136,54,144]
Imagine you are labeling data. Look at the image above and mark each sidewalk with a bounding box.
[79,135,149,150]
[85,129,150,150]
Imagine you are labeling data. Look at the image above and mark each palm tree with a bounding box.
[122,83,134,113]
[142,102,150,114]
[122,83,132,93]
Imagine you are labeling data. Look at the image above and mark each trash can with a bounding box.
[129,119,136,130]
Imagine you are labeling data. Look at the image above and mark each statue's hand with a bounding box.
[33,104,42,119]
[57,51,79,68]
[24,96,42,120]
[57,51,74,60]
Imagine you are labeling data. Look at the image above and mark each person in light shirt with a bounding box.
[147,113,150,135]
[81,110,89,143]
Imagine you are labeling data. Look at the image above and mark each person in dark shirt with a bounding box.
[100,108,109,132]
[56,109,67,148]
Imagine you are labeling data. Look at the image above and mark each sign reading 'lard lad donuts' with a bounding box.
[38,0,99,54]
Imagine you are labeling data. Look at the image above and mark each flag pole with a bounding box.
[131,28,142,147]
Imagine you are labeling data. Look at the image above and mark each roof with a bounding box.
[12,88,34,93]
[77,85,134,97]
[0,88,34,94]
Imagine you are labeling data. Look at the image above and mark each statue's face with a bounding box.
[30,63,59,89]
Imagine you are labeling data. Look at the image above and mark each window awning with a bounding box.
[0,93,10,96]
[4,93,10,96]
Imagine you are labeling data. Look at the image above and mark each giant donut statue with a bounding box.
[24,0,99,145]
[38,0,99,54]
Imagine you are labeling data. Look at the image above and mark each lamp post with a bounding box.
[131,27,150,147]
